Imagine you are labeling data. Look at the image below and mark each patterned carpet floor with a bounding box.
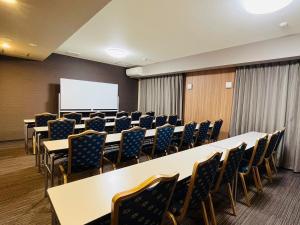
[0,145,300,225]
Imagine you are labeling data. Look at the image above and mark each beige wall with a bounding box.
[184,69,235,139]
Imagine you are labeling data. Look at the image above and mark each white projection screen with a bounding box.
[60,78,118,110]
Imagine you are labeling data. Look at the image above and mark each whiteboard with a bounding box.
[60,78,118,110]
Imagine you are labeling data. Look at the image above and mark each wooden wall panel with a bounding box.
[184,69,235,139]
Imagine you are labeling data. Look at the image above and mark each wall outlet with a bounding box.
[187,83,193,90]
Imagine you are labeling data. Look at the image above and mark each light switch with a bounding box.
[225,82,232,89]
[187,83,193,90]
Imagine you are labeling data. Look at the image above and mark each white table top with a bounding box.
[43,126,187,153]
[48,131,265,225]
[210,132,266,150]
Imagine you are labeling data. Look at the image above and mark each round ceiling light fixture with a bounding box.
[242,0,293,14]
[106,48,128,58]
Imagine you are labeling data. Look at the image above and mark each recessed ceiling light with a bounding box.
[1,0,17,4]
[106,48,128,58]
[29,43,37,47]
[242,0,293,14]
[1,42,11,49]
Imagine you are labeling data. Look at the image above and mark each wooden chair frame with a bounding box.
[213,143,247,216]
[111,173,179,225]
[59,130,107,184]
[175,153,222,225]
[238,135,268,206]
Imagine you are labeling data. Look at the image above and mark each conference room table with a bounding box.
[47,131,265,225]
[42,125,201,193]
[23,116,182,154]
[24,116,117,153]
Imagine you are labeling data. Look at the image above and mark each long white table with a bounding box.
[47,131,265,225]
[42,125,198,191]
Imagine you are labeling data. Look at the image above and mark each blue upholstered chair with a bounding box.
[90,112,105,118]
[63,112,82,124]
[263,131,280,182]
[272,128,285,174]
[116,111,129,118]
[195,120,211,146]
[34,113,57,169]
[146,111,155,117]
[172,122,197,152]
[139,115,154,129]
[104,126,146,168]
[111,174,179,225]
[169,153,222,225]
[114,116,131,133]
[155,115,167,127]
[209,119,223,142]
[238,135,268,206]
[168,115,178,126]
[131,111,142,121]
[142,124,175,159]
[213,143,247,215]
[35,112,57,127]
[58,130,107,183]
[85,117,106,132]
[48,118,75,140]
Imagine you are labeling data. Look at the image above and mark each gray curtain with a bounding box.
[230,62,300,172]
[138,74,183,118]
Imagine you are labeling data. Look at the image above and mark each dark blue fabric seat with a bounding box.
[90,112,105,118]
[116,111,129,118]
[168,115,178,126]
[85,117,106,132]
[131,111,142,121]
[172,122,196,151]
[208,119,223,142]
[58,130,107,183]
[35,113,57,139]
[155,115,167,127]
[139,115,154,129]
[114,116,131,133]
[63,112,82,124]
[195,120,211,146]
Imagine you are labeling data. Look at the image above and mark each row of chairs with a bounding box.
[88,128,285,225]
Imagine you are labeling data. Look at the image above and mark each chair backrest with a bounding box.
[131,111,142,121]
[179,153,221,219]
[48,119,75,140]
[168,115,178,126]
[196,120,211,145]
[146,111,155,117]
[264,131,280,159]
[152,124,175,156]
[214,143,247,190]
[118,126,146,163]
[116,111,129,118]
[85,117,106,132]
[249,135,268,167]
[90,112,105,118]
[273,128,285,153]
[180,122,197,148]
[64,112,82,124]
[35,113,57,127]
[114,116,132,133]
[155,115,167,127]
[210,119,223,141]
[67,130,107,174]
[112,174,179,225]
[139,115,154,129]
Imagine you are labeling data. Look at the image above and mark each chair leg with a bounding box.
[254,167,263,192]
[166,211,178,225]
[239,173,250,207]
[208,193,217,225]
[226,183,236,216]
[201,201,210,225]
[251,168,261,192]
[264,159,273,183]
[271,154,278,174]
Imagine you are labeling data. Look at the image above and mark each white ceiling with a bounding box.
[56,0,300,67]
[0,0,110,60]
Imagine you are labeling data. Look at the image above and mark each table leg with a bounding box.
[44,151,49,197]
[24,124,28,154]
[37,133,41,172]
[51,154,55,187]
